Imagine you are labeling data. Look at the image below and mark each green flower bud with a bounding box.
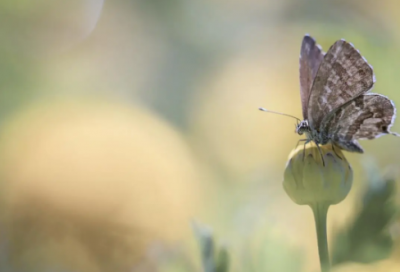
[283,143,353,272]
[283,143,353,206]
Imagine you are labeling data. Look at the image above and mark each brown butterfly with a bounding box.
[261,35,398,162]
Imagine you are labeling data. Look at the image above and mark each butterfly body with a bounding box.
[296,119,331,151]
[295,120,319,143]
[296,35,398,153]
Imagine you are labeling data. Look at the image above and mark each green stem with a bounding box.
[311,202,330,272]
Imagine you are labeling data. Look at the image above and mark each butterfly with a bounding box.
[261,35,398,163]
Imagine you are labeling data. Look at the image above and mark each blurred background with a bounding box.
[0,0,399,271]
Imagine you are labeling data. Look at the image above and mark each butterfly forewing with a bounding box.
[307,40,375,130]
[326,94,396,152]
[299,35,325,120]
[290,35,398,154]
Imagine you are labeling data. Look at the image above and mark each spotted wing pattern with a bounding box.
[325,94,396,153]
[299,35,324,120]
[307,39,375,130]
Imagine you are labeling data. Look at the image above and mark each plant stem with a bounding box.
[311,202,330,272]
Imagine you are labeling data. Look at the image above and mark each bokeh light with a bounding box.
[0,1,399,272]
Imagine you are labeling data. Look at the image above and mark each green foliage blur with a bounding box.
[0,1,399,272]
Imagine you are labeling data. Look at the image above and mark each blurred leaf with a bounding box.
[331,168,397,266]
[152,244,198,272]
[216,246,229,272]
[193,221,229,272]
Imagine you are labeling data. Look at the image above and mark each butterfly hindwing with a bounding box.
[334,138,364,153]
[299,35,325,120]
[326,94,396,152]
[307,39,375,130]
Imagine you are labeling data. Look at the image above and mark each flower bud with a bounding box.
[283,143,353,206]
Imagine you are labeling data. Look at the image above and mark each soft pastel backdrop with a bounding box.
[0,1,399,272]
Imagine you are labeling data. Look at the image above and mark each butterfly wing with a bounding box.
[307,39,375,130]
[299,35,325,120]
[326,94,396,153]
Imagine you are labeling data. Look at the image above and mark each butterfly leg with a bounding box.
[315,142,325,167]
[331,143,342,160]
[302,140,311,161]
[295,139,308,148]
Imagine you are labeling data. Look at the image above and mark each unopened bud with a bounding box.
[283,143,353,206]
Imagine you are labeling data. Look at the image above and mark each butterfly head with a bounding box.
[295,120,311,135]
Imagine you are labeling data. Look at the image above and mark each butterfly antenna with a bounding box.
[259,107,301,122]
